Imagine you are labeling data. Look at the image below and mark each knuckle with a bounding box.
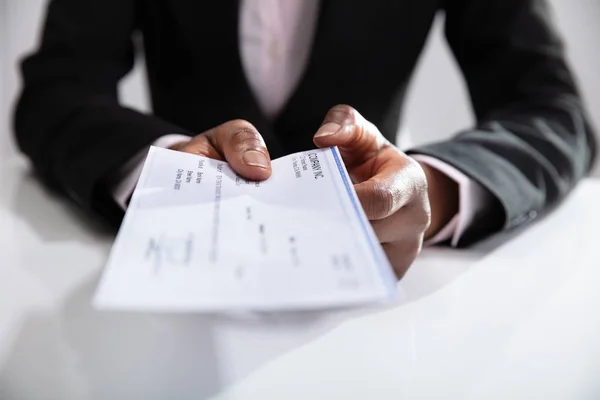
[230,127,265,152]
[367,181,395,219]
[407,158,432,231]
[408,157,429,193]
[414,205,432,232]
[327,104,358,125]
[218,120,258,137]
[213,120,266,153]
[227,120,260,139]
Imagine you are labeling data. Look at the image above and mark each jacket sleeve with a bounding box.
[13,0,192,226]
[408,0,597,246]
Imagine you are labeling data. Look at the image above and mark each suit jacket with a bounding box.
[14,0,597,246]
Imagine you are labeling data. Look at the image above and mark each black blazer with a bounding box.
[14,0,597,245]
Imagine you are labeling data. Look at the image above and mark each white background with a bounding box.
[1,0,599,174]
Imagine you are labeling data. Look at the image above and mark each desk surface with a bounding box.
[1,157,600,400]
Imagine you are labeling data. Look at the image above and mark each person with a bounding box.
[13,0,596,278]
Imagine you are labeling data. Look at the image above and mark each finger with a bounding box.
[382,238,423,280]
[371,202,431,243]
[205,120,272,181]
[313,105,388,167]
[354,154,425,220]
[176,135,225,161]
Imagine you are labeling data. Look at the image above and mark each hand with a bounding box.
[170,120,272,181]
[418,162,459,240]
[313,105,432,279]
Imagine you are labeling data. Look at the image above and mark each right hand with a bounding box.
[170,120,272,181]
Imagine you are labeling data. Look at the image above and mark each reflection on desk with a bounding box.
[1,158,599,399]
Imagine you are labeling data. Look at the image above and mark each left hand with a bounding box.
[313,105,431,279]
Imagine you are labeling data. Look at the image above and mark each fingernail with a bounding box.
[314,122,343,138]
[242,150,269,168]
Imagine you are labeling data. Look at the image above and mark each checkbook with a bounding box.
[94,146,397,311]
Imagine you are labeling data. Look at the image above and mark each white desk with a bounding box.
[1,156,600,400]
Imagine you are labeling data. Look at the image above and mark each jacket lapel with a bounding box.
[169,0,287,157]
[273,0,328,153]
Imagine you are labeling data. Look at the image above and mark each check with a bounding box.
[94,146,397,311]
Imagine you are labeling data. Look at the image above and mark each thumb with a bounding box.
[313,105,388,167]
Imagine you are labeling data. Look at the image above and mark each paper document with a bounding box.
[94,146,397,311]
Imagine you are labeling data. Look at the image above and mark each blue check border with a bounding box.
[330,147,397,296]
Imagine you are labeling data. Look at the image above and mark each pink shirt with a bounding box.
[111,0,491,246]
